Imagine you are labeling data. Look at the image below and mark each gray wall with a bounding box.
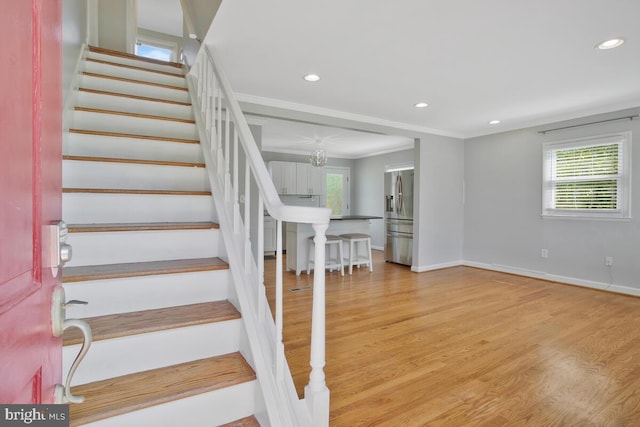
[352,149,415,249]
[414,135,465,270]
[62,0,87,103]
[464,107,640,294]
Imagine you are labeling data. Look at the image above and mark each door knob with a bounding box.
[52,287,92,404]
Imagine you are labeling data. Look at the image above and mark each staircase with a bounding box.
[61,46,265,426]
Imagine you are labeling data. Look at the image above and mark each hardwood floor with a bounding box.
[264,250,640,426]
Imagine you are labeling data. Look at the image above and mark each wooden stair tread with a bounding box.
[86,57,185,78]
[62,257,228,283]
[62,188,211,196]
[63,301,240,345]
[69,353,255,426]
[78,87,191,106]
[219,415,261,427]
[63,155,204,168]
[82,72,188,92]
[88,45,184,68]
[68,222,219,233]
[69,128,199,144]
[74,106,195,124]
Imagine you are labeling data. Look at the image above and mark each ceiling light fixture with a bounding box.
[303,74,321,82]
[596,38,625,50]
[309,140,327,167]
[488,120,501,125]
[414,102,429,108]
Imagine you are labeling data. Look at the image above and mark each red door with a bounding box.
[0,0,62,404]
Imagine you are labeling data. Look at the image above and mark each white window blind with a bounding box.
[542,132,631,219]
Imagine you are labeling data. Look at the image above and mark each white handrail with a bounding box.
[187,44,331,427]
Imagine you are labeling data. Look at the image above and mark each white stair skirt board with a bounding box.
[80,74,190,104]
[62,193,215,223]
[63,270,230,318]
[64,321,242,386]
[62,160,209,192]
[64,132,203,163]
[87,51,185,75]
[76,90,194,121]
[83,60,187,88]
[81,381,257,427]
[65,229,220,267]
[73,110,198,140]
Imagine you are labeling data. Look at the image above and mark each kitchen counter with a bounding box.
[286,216,379,275]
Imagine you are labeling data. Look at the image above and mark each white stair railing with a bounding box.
[186,45,331,427]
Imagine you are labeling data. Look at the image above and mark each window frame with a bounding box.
[542,131,631,220]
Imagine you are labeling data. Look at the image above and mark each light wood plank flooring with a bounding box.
[264,250,640,426]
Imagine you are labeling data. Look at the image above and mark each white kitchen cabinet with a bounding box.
[264,216,276,255]
[268,161,296,195]
[270,161,322,195]
[296,163,323,195]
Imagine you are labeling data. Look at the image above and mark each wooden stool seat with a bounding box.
[306,235,344,276]
[339,233,373,275]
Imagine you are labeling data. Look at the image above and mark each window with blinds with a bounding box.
[542,132,631,218]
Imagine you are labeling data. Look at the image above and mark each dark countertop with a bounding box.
[329,215,383,221]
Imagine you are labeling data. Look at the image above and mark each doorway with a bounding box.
[323,167,350,216]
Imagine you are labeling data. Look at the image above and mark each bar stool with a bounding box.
[306,235,344,276]
[340,233,373,275]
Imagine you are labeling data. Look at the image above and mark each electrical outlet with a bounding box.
[605,256,613,267]
[540,248,548,258]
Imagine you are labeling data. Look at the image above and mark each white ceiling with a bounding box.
[137,0,183,37]
[203,0,640,154]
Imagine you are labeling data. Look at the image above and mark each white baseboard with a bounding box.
[371,245,384,251]
[411,260,464,273]
[462,260,640,297]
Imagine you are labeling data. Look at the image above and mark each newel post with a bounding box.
[304,222,330,427]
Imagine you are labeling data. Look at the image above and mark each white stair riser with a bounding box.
[87,51,184,75]
[63,160,209,191]
[66,229,220,266]
[80,74,190,103]
[84,60,186,88]
[63,270,229,318]
[63,193,215,223]
[77,91,193,120]
[64,321,241,386]
[82,381,256,427]
[73,111,198,140]
[64,132,203,163]
[63,270,230,318]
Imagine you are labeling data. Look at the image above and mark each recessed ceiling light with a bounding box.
[303,74,320,82]
[488,120,501,125]
[414,102,429,108]
[596,38,625,50]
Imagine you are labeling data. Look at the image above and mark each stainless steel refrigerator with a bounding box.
[384,170,414,266]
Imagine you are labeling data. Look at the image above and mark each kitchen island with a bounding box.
[286,216,382,275]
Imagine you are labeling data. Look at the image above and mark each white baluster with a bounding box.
[217,90,224,175]
[304,223,330,427]
[257,196,265,320]
[225,108,231,201]
[244,157,251,270]
[233,129,240,234]
[275,219,284,380]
